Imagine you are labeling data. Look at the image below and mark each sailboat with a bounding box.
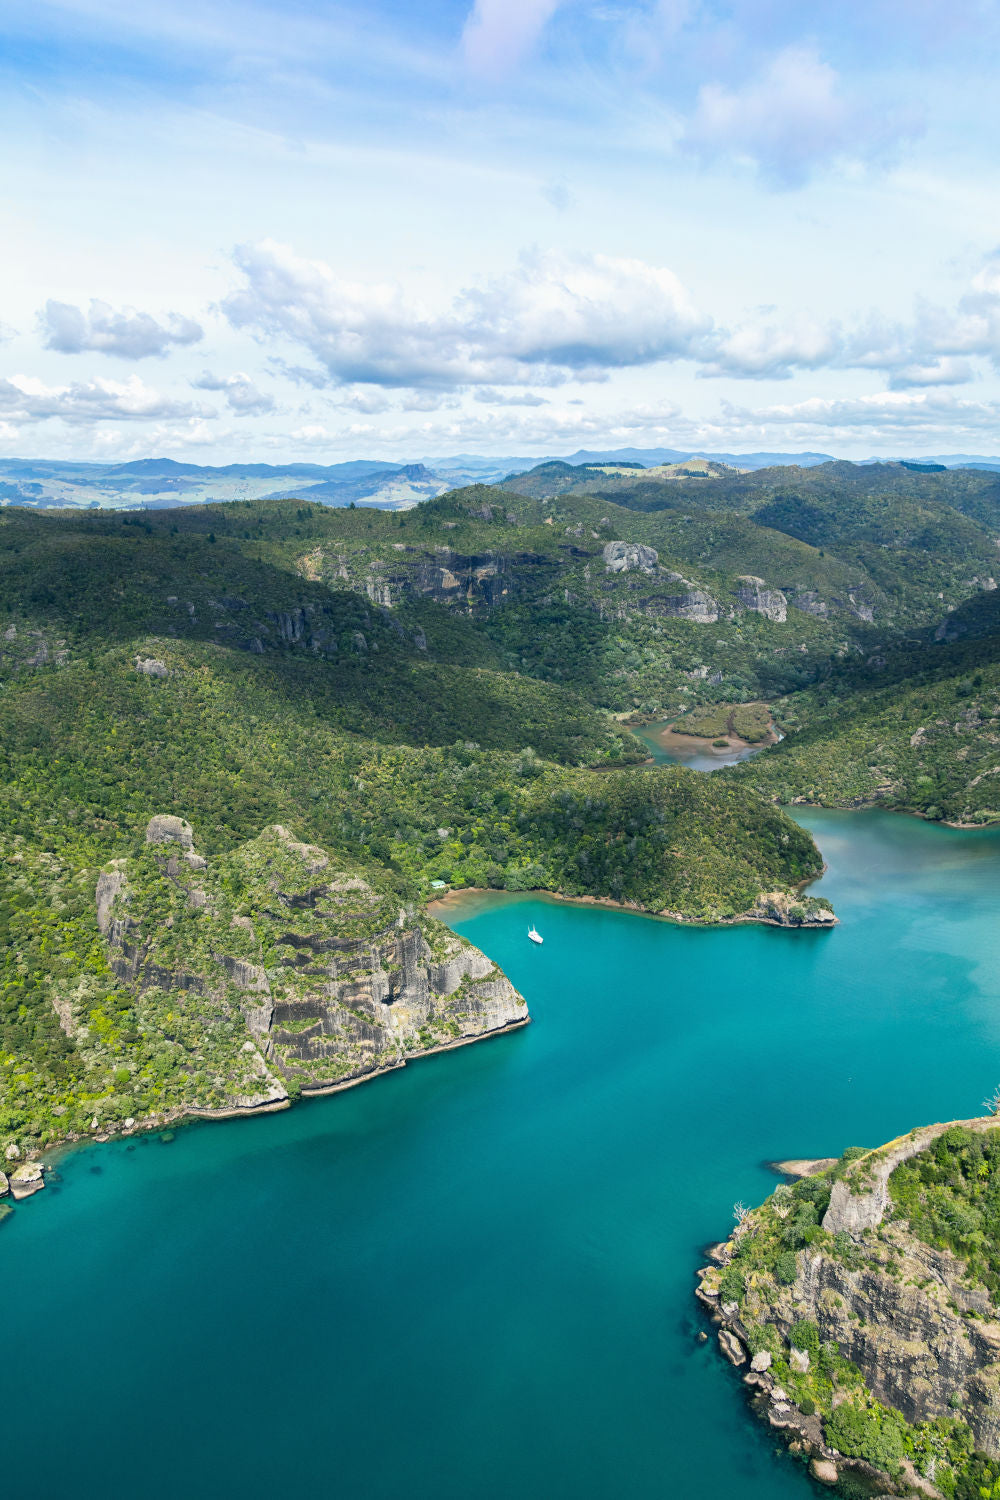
[528,926,543,944]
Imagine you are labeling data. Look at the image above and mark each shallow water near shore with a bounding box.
[5,810,1000,1500]
[631,717,770,770]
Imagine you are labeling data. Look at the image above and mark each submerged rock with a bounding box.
[809,1458,838,1486]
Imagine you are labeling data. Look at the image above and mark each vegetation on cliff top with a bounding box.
[702,1127,1000,1498]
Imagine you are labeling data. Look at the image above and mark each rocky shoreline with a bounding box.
[698,1117,1000,1498]
[3,1013,532,1222]
[1,815,532,1224]
[431,881,836,929]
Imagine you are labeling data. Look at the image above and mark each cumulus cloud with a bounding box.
[886,357,975,390]
[683,46,922,187]
[473,388,549,405]
[699,253,1000,383]
[192,370,276,414]
[40,299,204,360]
[461,0,565,75]
[222,240,710,390]
[700,315,840,379]
[723,389,1000,437]
[0,373,214,424]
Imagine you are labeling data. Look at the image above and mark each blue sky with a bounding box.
[2,0,1000,461]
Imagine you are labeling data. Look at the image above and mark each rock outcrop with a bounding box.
[9,1162,45,1199]
[748,891,837,927]
[602,541,659,574]
[699,1116,1000,1494]
[736,576,788,623]
[95,817,529,1118]
[135,655,168,678]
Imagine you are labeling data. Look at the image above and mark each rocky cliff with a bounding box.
[698,1117,1000,1496]
[94,816,529,1119]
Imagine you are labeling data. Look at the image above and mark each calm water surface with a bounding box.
[5,810,1000,1500]
[631,718,769,771]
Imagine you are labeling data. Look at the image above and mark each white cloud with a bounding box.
[192,370,275,413]
[0,373,214,424]
[222,240,710,390]
[886,357,975,390]
[461,0,565,76]
[700,254,1000,383]
[473,388,549,405]
[683,46,922,187]
[700,315,840,379]
[723,389,1000,437]
[39,299,204,359]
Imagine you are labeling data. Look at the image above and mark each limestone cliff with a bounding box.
[95,816,528,1119]
[698,1117,1000,1495]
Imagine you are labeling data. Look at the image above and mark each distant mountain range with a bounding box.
[3,448,1000,509]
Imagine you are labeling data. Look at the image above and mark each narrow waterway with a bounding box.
[631,717,770,771]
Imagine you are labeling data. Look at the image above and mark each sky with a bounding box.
[2,0,1000,464]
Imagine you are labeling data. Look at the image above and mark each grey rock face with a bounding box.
[98,820,528,1113]
[790,591,829,619]
[96,869,126,937]
[736,576,788,623]
[602,540,659,574]
[781,1239,1000,1450]
[145,815,194,849]
[822,1133,932,1237]
[135,656,168,678]
[719,1329,746,1365]
[648,573,720,622]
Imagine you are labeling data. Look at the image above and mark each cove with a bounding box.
[4,810,1000,1500]
[631,717,770,771]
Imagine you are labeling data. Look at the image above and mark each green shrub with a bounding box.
[718,1263,745,1304]
[824,1403,905,1472]
[799,1396,816,1416]
[789,1319,820,1357]
[775,1251,798,1285]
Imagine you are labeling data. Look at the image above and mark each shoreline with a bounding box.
[429,872,834,929]
[784,796,1000,832]
[648,723,779,759]
[25,1016,532,1181]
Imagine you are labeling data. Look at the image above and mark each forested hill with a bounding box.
[4,453,1000,1154]
[1,496,832,1154]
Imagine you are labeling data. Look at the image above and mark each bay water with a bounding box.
[5,810,1000,1499]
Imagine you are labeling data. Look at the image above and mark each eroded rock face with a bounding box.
[9,1162,45,1199]
[790,591,829,619]
[135,656,169,678]
[703,1117,1000,1480]
[96,819,529,1114]
[145,815,194,849]
[736,576,788,623]
[603,541,659,575]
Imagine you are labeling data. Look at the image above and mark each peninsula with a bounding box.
[698,1117,1000,1496]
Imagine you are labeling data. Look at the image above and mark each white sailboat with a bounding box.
[528,926,543,944]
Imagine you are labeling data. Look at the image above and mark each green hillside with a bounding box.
[1,497,834,1154]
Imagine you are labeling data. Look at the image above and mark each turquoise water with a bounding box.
[4,810,1000,1500]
